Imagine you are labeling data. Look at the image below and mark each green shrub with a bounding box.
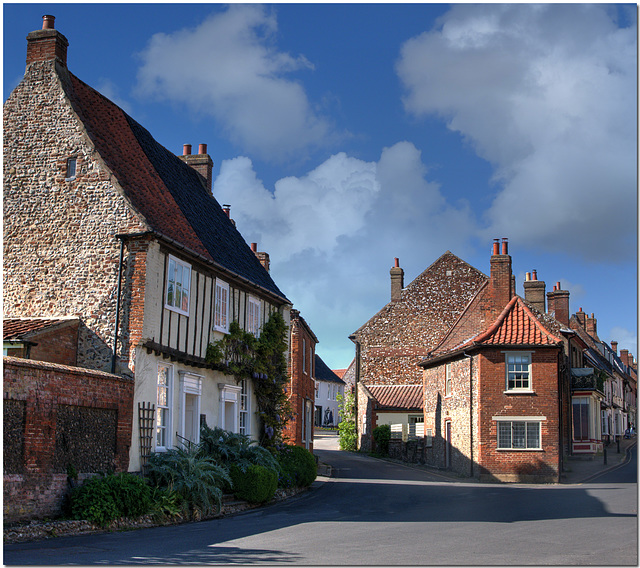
[146,446,231,518]
[372,424,391,455]
[70,472,151,527]
[149,487,185,522]
[230,464,277,503]
[276,444,317,488]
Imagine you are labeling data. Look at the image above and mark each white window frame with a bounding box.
[247,296,261,337]
[303,338,307,374]
[505,351,533,392]
[156,363,173,451]
[239,379,250,436]
[494,416,544,450]
[445,363,452,397]
[165,255,191,316]
[214,279,230,333]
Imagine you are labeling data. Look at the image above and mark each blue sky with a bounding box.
[4,3,638,370]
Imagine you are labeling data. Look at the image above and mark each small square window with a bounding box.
[65,157,77,180]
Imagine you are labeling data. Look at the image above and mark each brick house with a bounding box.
[349,253,487,450]
[314,355,346,428]
[420,239,575,483]
[284,310,318,450]
[3,16,292,472]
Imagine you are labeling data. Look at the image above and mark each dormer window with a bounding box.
[65,157,77,180]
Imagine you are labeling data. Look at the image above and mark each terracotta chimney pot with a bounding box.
[42,15,55,29]
[199,143,207,155]
[183,144,192,156]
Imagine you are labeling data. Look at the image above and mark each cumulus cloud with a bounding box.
[397,4,637,261]
[135,4,333,162]
[213,142,477,364]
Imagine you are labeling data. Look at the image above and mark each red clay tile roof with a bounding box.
[367,384,423,410]
[63,73,288,302]
[332,369,347,379]
[3,318,77,341]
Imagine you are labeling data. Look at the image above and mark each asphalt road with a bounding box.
[4,440,637,565]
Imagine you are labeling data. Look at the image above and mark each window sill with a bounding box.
[165,304,190,317]
[497,448,542,451]
[503,390,536,395]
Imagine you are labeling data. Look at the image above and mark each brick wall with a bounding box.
[284,312,316,449]
[3,357,134,522]
[27,321,80,366]
[477,348,561,482]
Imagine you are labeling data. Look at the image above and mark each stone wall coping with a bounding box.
[3,356,133,383]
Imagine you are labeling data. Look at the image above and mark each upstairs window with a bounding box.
[214,280,230,333]
[506,352,532,391]
[247,296,261,337]
[165,256,191,316]
[65,157,77,180]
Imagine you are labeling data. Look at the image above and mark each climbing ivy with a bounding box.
[205,312,291,449]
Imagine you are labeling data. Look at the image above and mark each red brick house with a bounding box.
[3,317,80,366]
[285,310,318,450]
[420,239,572,482]
[350,253,487,450]
[3,16,292,473]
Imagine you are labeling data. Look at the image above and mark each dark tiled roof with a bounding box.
[64,73,288,302]
[315,355,345,384]
[367,384,423,410]
[3,318,77,341]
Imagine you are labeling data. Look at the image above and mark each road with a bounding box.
[4,436,637,565]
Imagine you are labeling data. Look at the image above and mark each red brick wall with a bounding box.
[477,348,561,482]
[284,313,316,450]
[3,357,134,521]
[28,322,79,366]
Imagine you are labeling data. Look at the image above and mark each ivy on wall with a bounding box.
[205,312,291,449]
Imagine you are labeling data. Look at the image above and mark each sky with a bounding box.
[3,3,638,370]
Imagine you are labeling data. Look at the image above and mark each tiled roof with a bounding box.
[64,74,288,302]
[3,318,77,341]
[332,369,347,379]
[367,384,423,410]
[315,355,345,384]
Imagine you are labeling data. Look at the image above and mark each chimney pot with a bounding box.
[183,144,192,156]
[611,341,618,355]
[492,239,500,255]
[557,281,562,290]
[222,204,231,218]
[394,257,399,268]
[42,15,55,29]
[501,237,508,255]
[251,243,257,252]
[525,272,531,281]
[532,270,538,281]
[199,143,207,155]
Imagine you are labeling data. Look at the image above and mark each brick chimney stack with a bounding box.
[489,238,513,311]
[251,242,270,273]
[26,15,69,68]
[611,341,618,355]
[575,307,587,329]
[586,313,598,337]
[390,258,404,302]
[550,281,570,326]
[523,269,546,313]
[178,143,214,192]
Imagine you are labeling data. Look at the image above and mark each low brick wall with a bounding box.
[3,357,134,522]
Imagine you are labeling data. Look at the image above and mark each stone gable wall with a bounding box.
[354,253,487,387]
[3,60,148,374]
[3,356,134,521]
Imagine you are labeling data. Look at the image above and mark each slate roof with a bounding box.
[63,73,288,303]
[315,355,345,384]
[367,384,423,411]
[3,317,78,341]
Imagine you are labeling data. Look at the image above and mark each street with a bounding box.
[4,437,637,565]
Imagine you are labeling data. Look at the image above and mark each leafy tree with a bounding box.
[337,391,357,451]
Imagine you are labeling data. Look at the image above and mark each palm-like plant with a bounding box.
[147,446,231,518]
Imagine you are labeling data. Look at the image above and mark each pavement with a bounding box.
[313,430,637,484]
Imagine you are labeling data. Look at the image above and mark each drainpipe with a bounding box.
[111,236,126,374]
[464,352,474,478]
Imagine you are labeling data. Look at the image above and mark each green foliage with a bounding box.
[275,443,317,488]
[229,464,278,503]
[70,473,152,527]
[148,487,185,522]
[372,424,391,455]
[205,312,291,449]
[146,446,231,518]
[337,392,357,451]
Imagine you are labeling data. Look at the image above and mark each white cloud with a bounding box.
[397,4,637,261]
[608,326,638,359]
[134,4,333,162]
[213,142,477,367]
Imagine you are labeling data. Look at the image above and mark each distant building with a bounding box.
[314,356,346,427]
